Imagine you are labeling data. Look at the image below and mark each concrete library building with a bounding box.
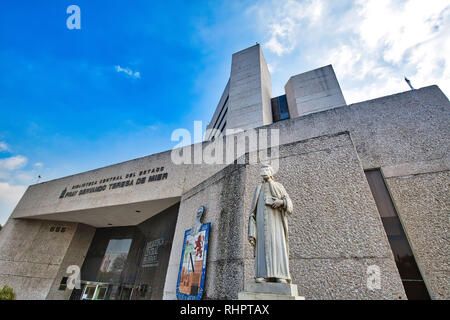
[0,44,448,300]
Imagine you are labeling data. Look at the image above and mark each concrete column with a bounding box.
[0,218,82,299]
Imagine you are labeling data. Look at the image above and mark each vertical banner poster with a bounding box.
[176,222,210,300]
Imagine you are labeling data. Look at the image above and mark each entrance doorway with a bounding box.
[70,202,179,300]
[80,282,109,300]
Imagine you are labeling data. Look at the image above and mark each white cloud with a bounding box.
[0,182,27,225]
[0,156,43,224]
[13,172,36,185]
[0,155,28,171]
[337,0,450,102]
[357,0,449,64]
[257,0,325,56]
[0,183,26,204]
[0,142,9,152]
[115,65,141,79]
[253,0,450,103]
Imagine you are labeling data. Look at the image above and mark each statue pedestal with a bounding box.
[238,283,305,300]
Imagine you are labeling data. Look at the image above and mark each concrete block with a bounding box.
[245,282,299,296]
[238,292,305,300]
[285,65,346,118]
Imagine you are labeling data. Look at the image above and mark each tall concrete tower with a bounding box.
[206,45,347,140]
[206,44,273,139]
[227,44,273,130]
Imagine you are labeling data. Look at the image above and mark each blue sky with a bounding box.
[0,0,449,225]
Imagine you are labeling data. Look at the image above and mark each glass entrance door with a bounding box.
[81,282,109,300]
[72,202,180,300]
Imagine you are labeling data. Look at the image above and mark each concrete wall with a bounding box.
[267,85,449,299]
[0,218,81,299]
[10,86,447,226]
[264,133,405,299]
[10,149,184,222]
[45,223,96,300]
[384,171,449,300]
[227,44,273,130]
[285,65,346,118]
[9,146,226,227]
[163,164,248,299]
[272,85,449,171]
[259,46,274,127]
[163,132,406,299]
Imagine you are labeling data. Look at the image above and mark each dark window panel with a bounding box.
[387,235,423,280]
[381,217,404,237]
[58,277,68,291]
[212,96,229,130]
[365,170,397,218]
[365,169,430,300]
[402,280,431,300]
[219,121,227,134]
[271,95,290,123]
[69,284,85,300]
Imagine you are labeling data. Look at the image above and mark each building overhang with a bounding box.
[15,196,181,228]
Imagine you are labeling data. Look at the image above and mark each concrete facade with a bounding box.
[285,65,346,118]
[384,172,449,300]
[163,133,407,300]
[0,218,79,299]
[0,45,448,300]
[45,223,96,300]
[8,148,226,227]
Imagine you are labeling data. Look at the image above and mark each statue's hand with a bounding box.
[271,199,284,209]
[249,236,256,247]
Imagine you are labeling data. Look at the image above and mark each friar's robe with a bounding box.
[249,179,293,280]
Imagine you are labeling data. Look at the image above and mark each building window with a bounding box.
[209,96,228,128]
[219,121,226,134]
[97,239,133,284]
[271,95,290,123]
[50,226,67,232]
[58,277,68,290]
[365,169,430,300]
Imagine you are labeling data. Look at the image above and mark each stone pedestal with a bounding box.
[238,283,305,300]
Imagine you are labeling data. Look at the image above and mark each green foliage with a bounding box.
[0,285,16,300]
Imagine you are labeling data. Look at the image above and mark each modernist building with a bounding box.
[0,44,448,300]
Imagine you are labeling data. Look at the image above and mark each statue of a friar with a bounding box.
[248,164,293,284]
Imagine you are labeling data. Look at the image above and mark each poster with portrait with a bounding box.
[176,222,210,300]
